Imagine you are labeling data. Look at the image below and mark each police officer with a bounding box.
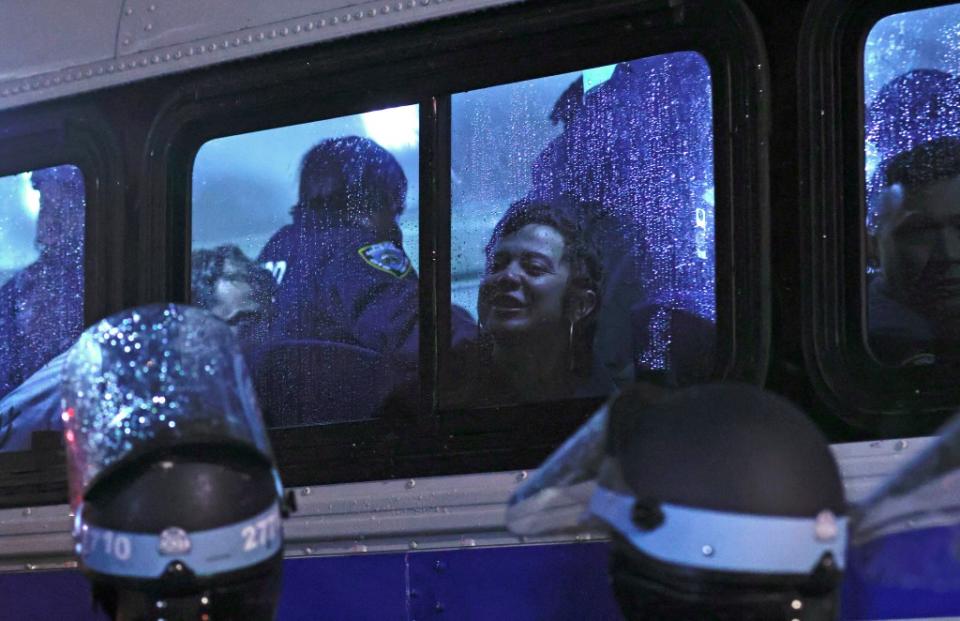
[0,165,85,400]
[256,136,472,425]
[508,382,847,620]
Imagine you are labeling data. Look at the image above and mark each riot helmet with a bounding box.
[507,382,847,621]
[62,304,287,620]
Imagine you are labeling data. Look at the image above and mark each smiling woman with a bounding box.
[444,196,609,407]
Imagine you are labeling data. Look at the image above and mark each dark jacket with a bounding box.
[255,219,476,425]
[0,250,83,400]
[441,336,615,410]
[867,277,938,367]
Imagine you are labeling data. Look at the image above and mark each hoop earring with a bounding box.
[568,320,577,372]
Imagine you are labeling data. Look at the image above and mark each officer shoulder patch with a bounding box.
[358,242,412,278]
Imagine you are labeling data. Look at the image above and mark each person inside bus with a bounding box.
[445,196,611,407]
[0,245,273,452]
[191,243,275,356]
[255,136,474,425]
[869,136,960,366]
[0,165,84,402]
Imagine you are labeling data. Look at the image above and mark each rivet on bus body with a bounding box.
[406,479,416,489]
[701,545,714,557]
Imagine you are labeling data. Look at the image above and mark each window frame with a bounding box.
[148,0,770,487]
[0,104,124,508]
[800,0,960,435]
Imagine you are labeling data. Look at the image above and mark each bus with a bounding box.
[0,0,956,618]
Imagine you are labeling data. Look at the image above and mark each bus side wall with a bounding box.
[0,543,623,621]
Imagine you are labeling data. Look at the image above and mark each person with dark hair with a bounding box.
[868,136,960,365]
[256,136,474,425]
[446,196,611,407]
[191,244,275,349]
[0,165,85,401]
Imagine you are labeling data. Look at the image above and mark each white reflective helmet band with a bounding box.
[590,487,847,574]
[74,502,282,579]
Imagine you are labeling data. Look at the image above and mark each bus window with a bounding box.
[444,52,716,409]
[192,106,419,427]
[0,165,85,403]
[864,4,960,368]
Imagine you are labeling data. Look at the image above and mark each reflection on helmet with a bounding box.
[62,304,285,620]
[509,382,847,621]
[846,415,960,619]
[62,304,274,504]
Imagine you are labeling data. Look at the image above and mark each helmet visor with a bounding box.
[506,399,612,536]
[848,416,960,607]
[62,304,274,505]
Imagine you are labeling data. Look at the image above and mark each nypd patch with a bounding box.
[358,242,412,278]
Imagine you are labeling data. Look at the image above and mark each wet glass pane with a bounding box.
[0,165,85,401]
[192,106,420,427]
[444,53,715,408]
[864,4,960,367]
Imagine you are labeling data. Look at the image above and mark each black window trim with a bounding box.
[144,0,769,488]
[800,0,960,436]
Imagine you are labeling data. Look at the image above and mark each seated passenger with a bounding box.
[0,246,271,452]
[446,197,611,407]
[868,137,960,366]
[0,166,84,400]
[191,244,274,356]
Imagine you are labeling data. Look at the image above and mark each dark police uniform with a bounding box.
[529,53,715,387]
[256,222,420,426]
[0,251,83,401]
